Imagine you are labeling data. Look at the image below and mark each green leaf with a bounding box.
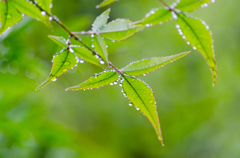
[66,70,118,91]
[47,35,104,68]
[175,0,213,12]
[0,1,22,35]
[36,50,77,90]
[48,35,67,48]
[139,8,172,25]
[36,0,52,14]
[96,0,117,8]
[121,75,163,145]
[122,51,190,76]
[177,14,217,85]
[9,0,52,29]
[93,35,109,65]
[71,46,104,68]
[92,8,110,32]
[99,19,145,41]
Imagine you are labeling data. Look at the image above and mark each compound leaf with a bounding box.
[36,50,77,90]
[175,0,214,12]
[139,8,172,25]
[99,19,145,41]
[0,1,22,35]
[122,75,163,145]
[92,8,110,32]
[177,14,217,85]
[96,0,117,8]
[48,35,67,48]
[122,51,190,76]
[93,35,109,66]
[66,70,118,91]
[10,0,52,29]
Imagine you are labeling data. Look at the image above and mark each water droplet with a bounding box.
[131,79,135,82]
[110,83,113,85]
[186,41,190,45]
[95,55,99,59]
[171,12,177,19]
[100,60,105,65]
[149,100,153,104]
[91,34,94,37]
[80,59,84,63]
[70,48,74,53]
[114,81,117,84]
[41,11,46,16]
[192,46,196,50]
[49,16,53,21]
[50,3,53,8]
[175,24,180,29]
[52,78,57,81]
[62,68,68,72]
[129,102,133,106]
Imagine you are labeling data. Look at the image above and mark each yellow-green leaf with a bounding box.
[122,51,190,76]
[48,35,67,48]
[66,70,118,91]
[10,0,52,29]
[36,50,77,90]
[0,1,22,35]
[93,35,109,66]
[122,75,163,145]
[177,13,217,85]
[96,0,117,8]
[139,8,172,25]
[175,0,213,12]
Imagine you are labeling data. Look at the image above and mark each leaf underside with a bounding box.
[96,0,117,8]
[175,0,212,12]
[93,35,109,65]
[92,8,110,32]
[71,46,103,68]
[10,0,52,29]
[66,70,118,91]
[36,50,77,90]
[0,1,22,35]
[122,75,163,145]
[177,14,217,85]
[139,8,172,25]
[122,51,190,76]
[48,35,67,48]
[98,19,145,41]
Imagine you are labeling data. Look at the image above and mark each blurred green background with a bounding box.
[0,0,239,157]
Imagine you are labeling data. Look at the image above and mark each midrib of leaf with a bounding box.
[123,75,159,134]
[86,72,116,86]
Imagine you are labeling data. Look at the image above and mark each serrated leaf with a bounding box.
[71,46,104,68]
[93,35,109,65]
[96,0,117,8]
[92,8,110,32]
[36,0,52,14]
[177,14,217,85]
[99,19,145,41]
[10,0,52,29]
[66,70,118,91]
[48,35,67,48]
[175,0,213,12]
[0,1,22,35]
[139,8,172,25]
[36,50,77,90]
[122,75,163,145]
[122,51,190,76]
